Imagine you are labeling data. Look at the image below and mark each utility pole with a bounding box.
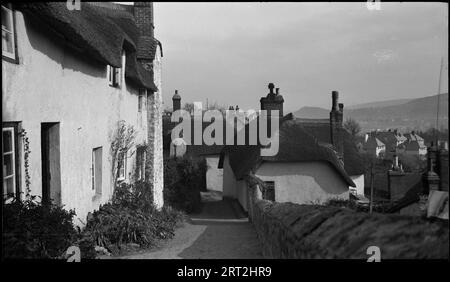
[369,161,374,214]
[435,57,444,145]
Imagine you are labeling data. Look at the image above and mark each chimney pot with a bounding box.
[332,91,339,111]
[268,83,275,94]
[276,88,280,95]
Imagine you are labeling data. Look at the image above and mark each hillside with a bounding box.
[346,98,413,110]
[294,93,448,132]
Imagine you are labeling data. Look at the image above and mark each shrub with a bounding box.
[2,196,95,259]
[163,156,205,213]
[83,182,184,254]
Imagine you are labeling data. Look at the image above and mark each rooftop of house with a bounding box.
[404,132,425,142]
[219,113,357,187]
[405,140,427,151]
[293,118,365,176]
[15,2,159,91]
[364,136,385,148]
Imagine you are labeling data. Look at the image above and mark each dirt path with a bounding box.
[114,191,263,259]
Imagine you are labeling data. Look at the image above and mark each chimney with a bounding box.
[172,90,181,112]
[134,2,154,38]
[330,91,344,162]
[260,83,284,117]
[423,144,440,194]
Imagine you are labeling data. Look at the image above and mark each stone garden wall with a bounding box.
[251,199,449,259]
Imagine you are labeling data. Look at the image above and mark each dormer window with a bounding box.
[2,4,16,60]
[107,65,121,87]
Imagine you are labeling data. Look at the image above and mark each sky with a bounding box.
[149,2,448,113]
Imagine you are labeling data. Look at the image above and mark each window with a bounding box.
[138,89,145,112]
[92,147,102,195]
[2,4,16,59]
[117,150,127,180]
[107,65,121,87]
[3,124,20,200]
[262,181,275,201]
[136,146,146,181]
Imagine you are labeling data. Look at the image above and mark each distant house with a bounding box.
[372,129,407,159]
[2,2,164,224]
[404,131,427,158]
[363,135,386,158]
[162,91,225,192]
[219,85,364,211]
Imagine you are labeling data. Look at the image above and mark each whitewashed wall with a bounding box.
[350,174,365,196]
[205,156,223,192]
[254,162,349,206]
[222,155,237,198]
[2,11,148,225]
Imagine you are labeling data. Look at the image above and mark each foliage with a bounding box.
[323,198,394,213]
[83,182,184,254]
[183,102,195,114]
[110,121,136,189]
[163,156,205,213]
[19,128,31,196]
[344,118,362,138]
[2,196,95,259]
[398,154,427,172]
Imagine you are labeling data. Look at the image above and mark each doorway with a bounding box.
[41,122,61,205]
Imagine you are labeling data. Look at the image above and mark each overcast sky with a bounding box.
[151,2,448,112]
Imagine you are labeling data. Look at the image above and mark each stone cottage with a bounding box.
[2,2,164,225]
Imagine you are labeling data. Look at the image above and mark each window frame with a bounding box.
[92,146,103,195]
[138,89,146,112]
[117,150,127,181]
[107,65,121,88]
[262,181,275,201]
[136,146,146,181]
[2,4,18,63]
[2,122,21,201]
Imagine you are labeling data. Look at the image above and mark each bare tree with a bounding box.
[344,118,361,137]
[183,102,194,114]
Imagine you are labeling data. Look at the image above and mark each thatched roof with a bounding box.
[297,119,366,176]
[15,2,158,91]
[219,114,356,187]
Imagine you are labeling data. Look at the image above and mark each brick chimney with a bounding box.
[134,2,154,38]
[260,83,284,117]
[330,91,344,162]
[423,144,440,193]
[172,90,181,112]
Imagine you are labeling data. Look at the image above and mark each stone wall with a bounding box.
[251,199,449,259]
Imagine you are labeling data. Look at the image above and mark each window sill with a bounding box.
[92,193,102,202]
[2,54,18,64]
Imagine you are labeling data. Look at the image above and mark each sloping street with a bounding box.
[115,191,263,259]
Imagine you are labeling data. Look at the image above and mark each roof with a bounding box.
[405,140,426,151]
[387,179,423,213]
[364,136,385,149]
[295,118,366,176]
[15,2,157,91]
[219,114,356,187]
[404,133,424,142]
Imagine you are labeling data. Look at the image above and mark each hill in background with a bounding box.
[294,93,448,133]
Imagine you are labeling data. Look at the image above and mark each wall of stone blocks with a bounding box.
[251,199,449,259]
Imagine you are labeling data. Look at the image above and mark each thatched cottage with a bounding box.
[2,2,164,225]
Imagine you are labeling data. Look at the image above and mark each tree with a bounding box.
[344,118,361,137]
[183,103,194,115]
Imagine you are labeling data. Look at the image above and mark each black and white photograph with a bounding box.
[1,0,449,272]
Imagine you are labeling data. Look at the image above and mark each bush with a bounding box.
[83,182,184,254]
[163,156,205,213]
[2,196,95,259]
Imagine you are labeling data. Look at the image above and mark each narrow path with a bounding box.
[116,190,263,259]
